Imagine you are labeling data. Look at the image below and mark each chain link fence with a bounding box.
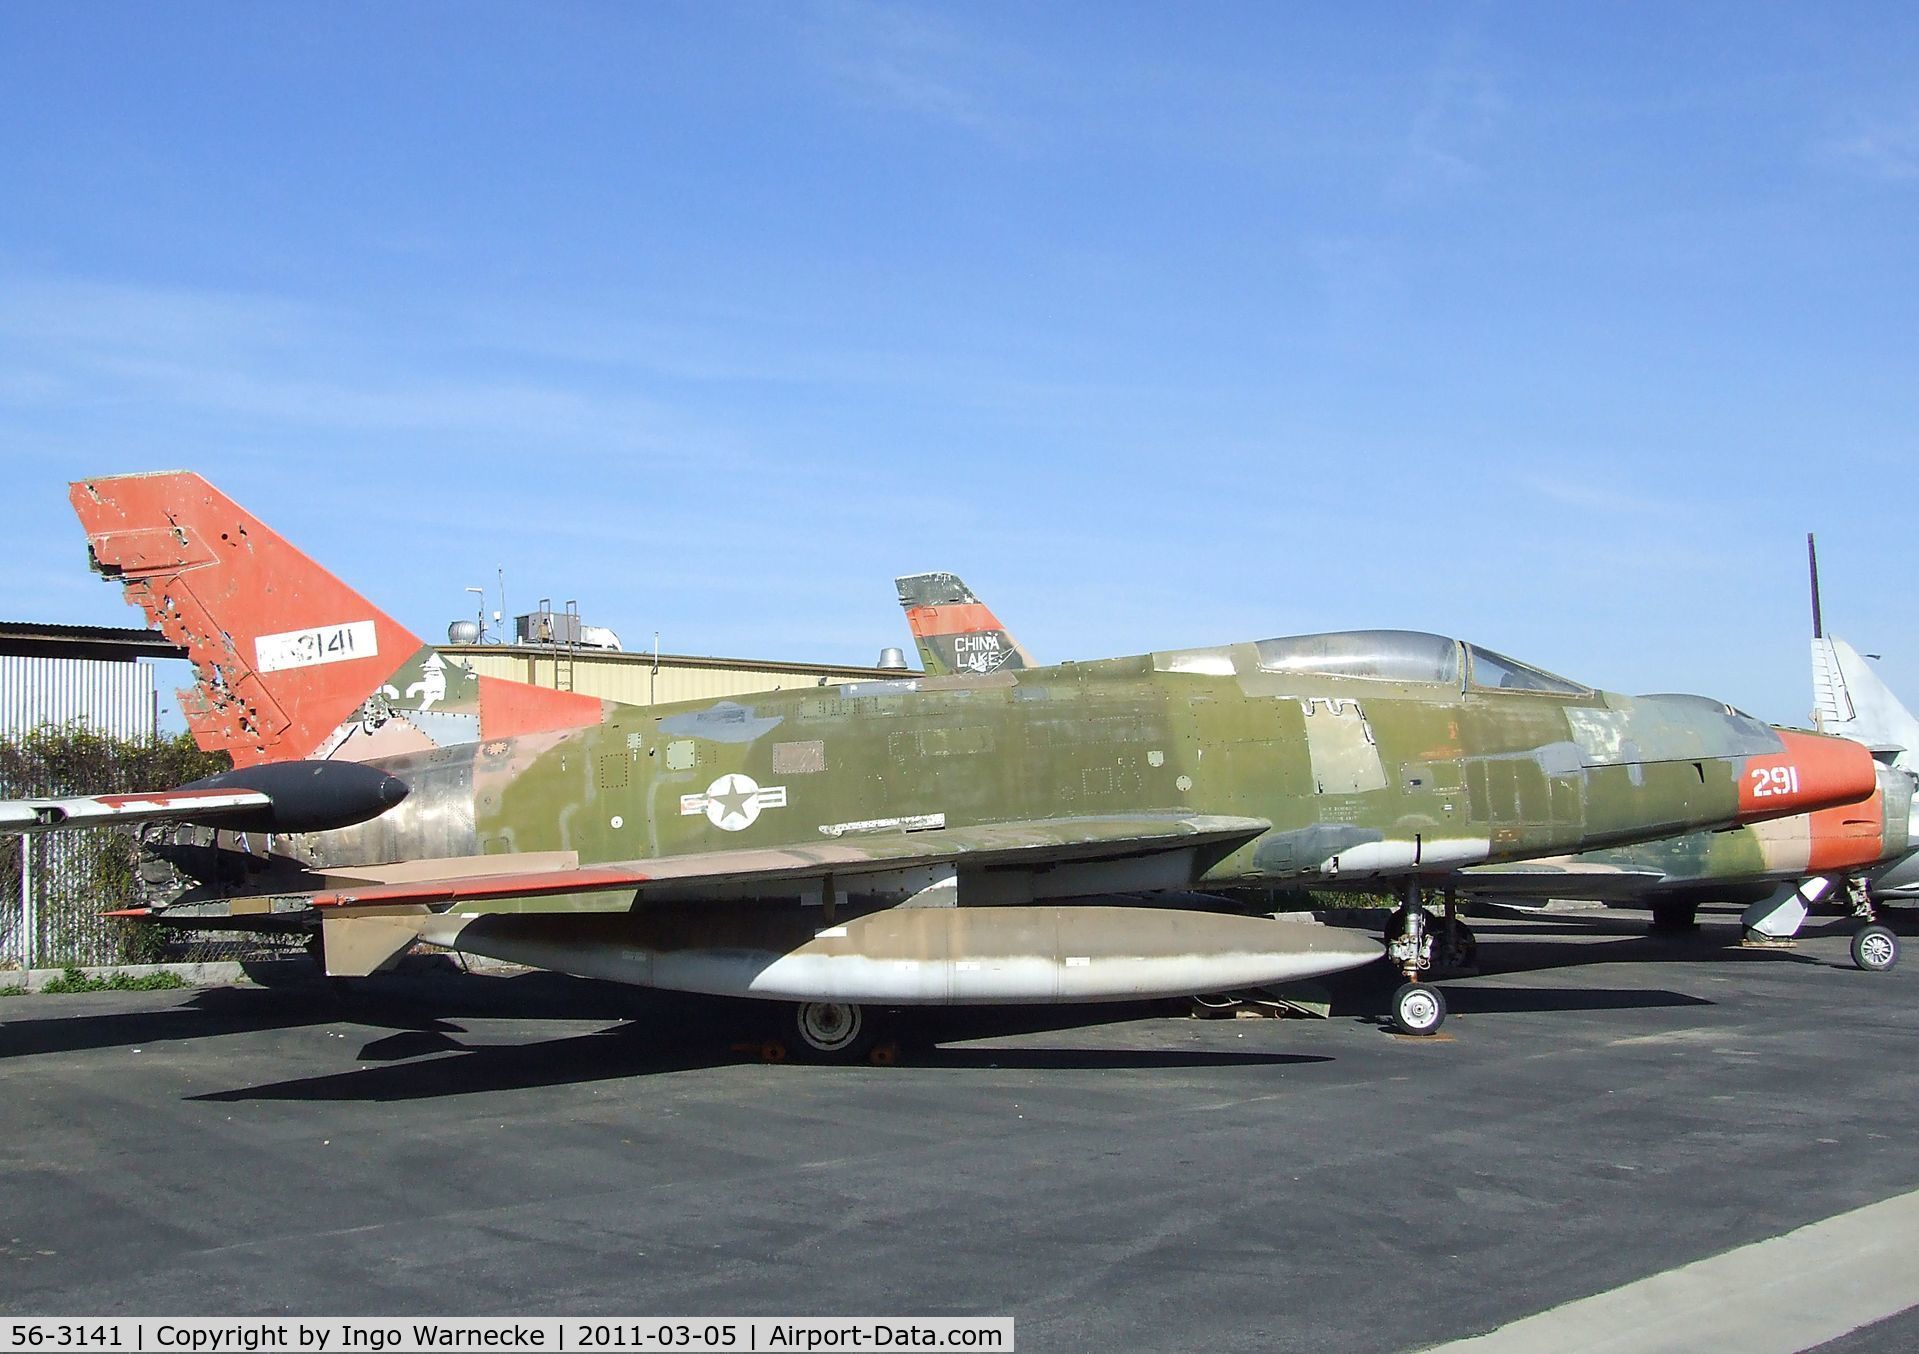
[0,727,305,971]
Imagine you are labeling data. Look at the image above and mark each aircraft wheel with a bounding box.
[793,1001,877,1061]
[1851,925,1899,973]
[1390,982,1447,1036]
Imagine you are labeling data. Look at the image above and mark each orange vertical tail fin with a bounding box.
[71,472,603,765]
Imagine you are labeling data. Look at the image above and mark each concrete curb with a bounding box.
[0,961,249,992]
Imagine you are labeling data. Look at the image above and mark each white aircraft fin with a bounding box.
[1812,636,1919,765]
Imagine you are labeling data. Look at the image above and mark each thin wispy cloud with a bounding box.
[1390,31,1508,200]
[1821,110,1919,182]
[0,274,680,450]
[798,1,1035,139]
[1521,474,1679,519]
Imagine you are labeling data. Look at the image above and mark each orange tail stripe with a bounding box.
[906,602,1006,638]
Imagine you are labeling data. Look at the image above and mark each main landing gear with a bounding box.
[1385,881,1454,1036]
[794,1001,878,1060]
[774,1002,905,1064]
[1844,877,1900,973]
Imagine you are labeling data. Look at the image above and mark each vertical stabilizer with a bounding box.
[1805,532,1917,768]
[71,472,603,765]
[894,573,1036,678]
[1811,636,1919,768]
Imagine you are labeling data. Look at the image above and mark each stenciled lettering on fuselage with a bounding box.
[952,632,1012,675]
[680,773,790,831]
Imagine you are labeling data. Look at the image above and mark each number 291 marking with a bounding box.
[1750,765,1800,798]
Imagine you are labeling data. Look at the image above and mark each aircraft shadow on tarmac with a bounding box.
[1457,915,1851,982]
[1422,985,1712,1017]
[0,964,665,1063]
[189,1024,1335,1104]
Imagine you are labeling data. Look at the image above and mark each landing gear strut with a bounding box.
[1386,881,1448,1035]
[1845,877,1899,972]
[1432,885,1478,976]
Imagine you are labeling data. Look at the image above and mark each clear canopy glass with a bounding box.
[1253,630,1463,685]
[1467,645,1588,695]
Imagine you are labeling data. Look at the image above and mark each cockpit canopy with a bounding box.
[1250,629,1587,695]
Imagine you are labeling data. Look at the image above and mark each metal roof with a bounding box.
[442,643,920,678]
[0,623,918,678]
[0,621,185,661]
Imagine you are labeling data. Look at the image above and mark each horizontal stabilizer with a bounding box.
[0,759,409,837]
[0,787,274,835]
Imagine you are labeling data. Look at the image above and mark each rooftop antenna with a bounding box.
[464,586,486,642]
[1808,532,1824,639]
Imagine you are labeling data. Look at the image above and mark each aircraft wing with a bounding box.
[288,812,1271,911]
[0,787,275,834]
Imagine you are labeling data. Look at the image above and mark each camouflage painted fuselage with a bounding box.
[231,633,1829,903]
[1460,764,1919,905]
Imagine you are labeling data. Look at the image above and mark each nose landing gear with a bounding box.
[1844,877,1900,973]
[1385,881,1449,1035]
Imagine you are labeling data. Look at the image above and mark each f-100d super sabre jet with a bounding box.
[895,573,1886,1023]
[0,478,1877,1055]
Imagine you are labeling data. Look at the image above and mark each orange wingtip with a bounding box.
[102,907,154,918]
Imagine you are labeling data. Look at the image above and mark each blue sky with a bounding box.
[1,2,1914,727]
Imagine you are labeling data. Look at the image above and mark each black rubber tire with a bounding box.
[1851,925,1899,973]
[1390,982,1447,1036]
[792,1001,879,1061]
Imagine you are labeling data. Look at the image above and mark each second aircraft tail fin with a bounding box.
[1812,635,1919,766]
[894,572,1036,678]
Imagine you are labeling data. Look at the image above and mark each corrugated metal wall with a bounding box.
[0,656,156,738]
[2,656,156,969]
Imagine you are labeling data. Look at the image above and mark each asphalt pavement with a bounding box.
[2,906,1916,1353]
